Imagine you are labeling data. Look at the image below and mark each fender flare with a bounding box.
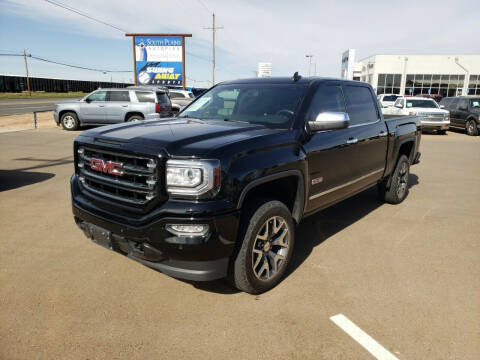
[236,170,305,223]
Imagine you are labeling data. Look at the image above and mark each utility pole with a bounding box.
[23,49,31,96]
[305,54,313,76]
[203,13,223,85]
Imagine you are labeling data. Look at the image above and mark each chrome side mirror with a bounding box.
[439,105,445,109]
[308,112,349,132]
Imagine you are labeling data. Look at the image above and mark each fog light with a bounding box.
[77,148,84,154]
[166,224,209,236]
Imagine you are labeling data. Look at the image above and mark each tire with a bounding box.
[383,154,410,204]
[126,115,144,122]
[60,112,79,131]
[232,200,295,294]
[466,120,479,136]
[437,129,447,135]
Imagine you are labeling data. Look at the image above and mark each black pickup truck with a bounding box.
[71,75,421,294]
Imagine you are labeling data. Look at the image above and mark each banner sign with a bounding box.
[135,36,183,86]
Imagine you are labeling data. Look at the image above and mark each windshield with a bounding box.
[406,99,439,109]
[178,83,307,129]
[470,99,480,108]
[383,95,399,102]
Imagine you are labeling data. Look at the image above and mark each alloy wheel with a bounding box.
[397,161,409,199]
[63,115,75,129]
[252,216,290,281]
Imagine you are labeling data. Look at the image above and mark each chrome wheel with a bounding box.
[467,121,475,135]
[252,216,290,281]
[63,115,75,129]
[396,161,409,199]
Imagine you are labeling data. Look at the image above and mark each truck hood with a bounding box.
[78,118,288,157]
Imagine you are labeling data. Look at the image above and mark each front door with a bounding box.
[80,90,107,122]
[304,82,360,213]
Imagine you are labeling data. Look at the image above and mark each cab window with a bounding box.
[307,85,346,121]
[343,85,379,125]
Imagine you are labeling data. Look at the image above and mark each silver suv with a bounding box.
[54,87,173,130]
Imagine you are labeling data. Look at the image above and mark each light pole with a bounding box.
[455,57,469,95]
[305,54,313,76]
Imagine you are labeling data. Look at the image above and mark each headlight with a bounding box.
[408,111,416,116]
[166,159,220,197]
[444,114,450,120]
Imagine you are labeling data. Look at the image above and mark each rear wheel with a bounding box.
[466,120,478,136]
[382,154,410,204]
[232,200,295,294]
[61,112,79,131]
[126,115,144,122]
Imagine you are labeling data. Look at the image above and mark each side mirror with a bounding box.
[308,112,349,132]
[395,104,403,108]
[85,98,92,103]
[439,105,445,109]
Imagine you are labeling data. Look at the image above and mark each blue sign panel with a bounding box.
[135,36,183,86]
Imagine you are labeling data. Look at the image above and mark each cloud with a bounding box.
[3,0,479,81]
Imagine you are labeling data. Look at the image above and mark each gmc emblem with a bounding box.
[90,158,123,176]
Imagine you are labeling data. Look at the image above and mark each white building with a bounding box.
[351,54,480,97]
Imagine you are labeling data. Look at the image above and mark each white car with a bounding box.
[392,96,450,134]
[377,94,402,107]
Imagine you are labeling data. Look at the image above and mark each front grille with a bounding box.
[77,146,158,205]
[418,113,445,122]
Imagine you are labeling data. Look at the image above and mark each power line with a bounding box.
[195,0,211,14]
[0,53,130,72]
[41,0,127,33]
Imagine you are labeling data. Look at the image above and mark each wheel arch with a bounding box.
[236,170,305,224]
[124,112,145,121]
[59,109,78,120]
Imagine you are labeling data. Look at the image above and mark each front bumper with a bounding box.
[53,111,60,125]
[71,175,240,281]
[420,120,450,130]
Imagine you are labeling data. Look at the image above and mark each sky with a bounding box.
[1,0,479,87]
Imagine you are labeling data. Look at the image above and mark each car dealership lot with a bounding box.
[0,129,479,359]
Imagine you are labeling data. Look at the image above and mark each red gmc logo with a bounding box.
[90,158,123,176]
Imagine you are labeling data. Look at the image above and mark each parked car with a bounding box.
[168,89,195,113]
[390,96,450,134]
[377,93,402,107]
[71,75,421,294]
[379,97,401,116]
[439,96,480,136]
[54,87,172,130]
[416,94,443,103]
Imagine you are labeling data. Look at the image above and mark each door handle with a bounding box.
[121,105,128,107]
[346,137,358,144]
[379,131,388,137]
[98,105,105,107]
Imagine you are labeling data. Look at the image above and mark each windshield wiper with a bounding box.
[223,118,249,124]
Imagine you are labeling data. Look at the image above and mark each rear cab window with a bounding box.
[343,85,379,125]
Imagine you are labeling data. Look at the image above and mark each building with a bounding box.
[347,54,480,97]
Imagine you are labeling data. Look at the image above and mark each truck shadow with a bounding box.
[184,173,419,295]
[0,169,55,191]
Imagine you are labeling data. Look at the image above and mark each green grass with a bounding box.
[0,92,88,99]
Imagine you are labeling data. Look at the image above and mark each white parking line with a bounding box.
[330,314,399,360]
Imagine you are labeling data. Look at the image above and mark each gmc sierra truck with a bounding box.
[71,75,421,294]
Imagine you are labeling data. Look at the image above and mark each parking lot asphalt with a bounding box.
[0,128,479,359]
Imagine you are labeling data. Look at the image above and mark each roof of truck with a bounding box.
[219,76,356,85]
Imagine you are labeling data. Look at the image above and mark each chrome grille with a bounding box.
[77,146,158,205]
[418,112,445,122]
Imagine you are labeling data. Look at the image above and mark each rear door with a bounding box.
[449,98,460,126]
[106,90,131,123]
[156,91,172,117]
[79,90,107,122]
[341,83,388,190]
[456,98,470,128]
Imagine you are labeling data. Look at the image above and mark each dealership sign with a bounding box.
[126,33,192,88]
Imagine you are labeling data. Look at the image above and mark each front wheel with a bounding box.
[232,200,295,294]
[126,115,144,122]
[466,120,479,136]
[382,154,410,204]
[438,129,447,135]
[61,112,79,131]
